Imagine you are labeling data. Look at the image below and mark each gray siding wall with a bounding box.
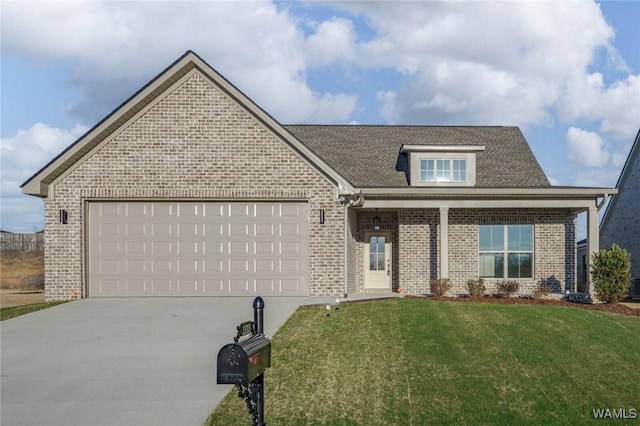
[44,72,344,300]
[601,151,640,282]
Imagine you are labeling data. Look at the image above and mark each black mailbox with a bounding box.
[217,333,271,386]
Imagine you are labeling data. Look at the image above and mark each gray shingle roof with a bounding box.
[284,125,550,188]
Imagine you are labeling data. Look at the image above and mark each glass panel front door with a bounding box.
[364,232,392,289]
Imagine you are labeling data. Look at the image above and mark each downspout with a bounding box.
[343,202,349,298]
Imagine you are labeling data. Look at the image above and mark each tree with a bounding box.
[590,244,632,303]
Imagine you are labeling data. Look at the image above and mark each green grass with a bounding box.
[208,299,640,425]
[0,301,69,321]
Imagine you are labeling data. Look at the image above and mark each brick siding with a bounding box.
[44,72,344,300]
[352,208,575,296]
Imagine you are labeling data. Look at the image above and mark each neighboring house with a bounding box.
[21,51,615,300]
[600,129,640,299]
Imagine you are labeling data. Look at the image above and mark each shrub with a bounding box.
[467,278,486,299]
[591,243,632,303]
[430,278,452,297]
[533,283,552,299]
[496,280,519,297]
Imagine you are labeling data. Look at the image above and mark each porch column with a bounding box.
[586,206,599,295]
[440,207,449,279]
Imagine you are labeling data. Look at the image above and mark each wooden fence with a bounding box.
[0,233,45,251]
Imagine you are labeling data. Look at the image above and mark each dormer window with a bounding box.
[420,159,467,183]
[402,145,484,187]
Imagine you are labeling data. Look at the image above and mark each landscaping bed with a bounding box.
[406,294,640,317]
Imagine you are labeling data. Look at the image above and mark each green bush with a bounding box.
[430,278,452,297]
[590,243,632,303]
[496,280,519,297]
[467,278,486,299]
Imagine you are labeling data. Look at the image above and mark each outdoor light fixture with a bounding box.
[373,210,381,231]
[59,209,68,224]
[319,209,325,224]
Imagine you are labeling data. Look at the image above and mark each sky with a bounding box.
[1,0,639,235]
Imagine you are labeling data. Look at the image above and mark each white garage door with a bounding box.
[88,202,309,297]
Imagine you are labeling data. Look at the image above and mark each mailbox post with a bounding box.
[217,297,269,426]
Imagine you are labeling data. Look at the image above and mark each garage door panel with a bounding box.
[280,278,302,292]
[89,201,308,297]
[204,223,224,237]
[99,223,121,238]
[229,259,249,273]
[100,241,121,255]
[256,279,274,292]
[126,259,147,273]
[177,279,199,293]
[255,259,275,273]
[151,203,173,218]
[152,223,172,236]
[151,279,172,293]
[177,241,198,255]
[230,223,249,236]
[280,223,300,237]
[151,259,173,273]
[152,241,173,255]
[126,241,146,255]
[99,259,121,274]
[229,279,249,292]
[126,279,147,294]
[255,223,274,237]
[126,223,147,236]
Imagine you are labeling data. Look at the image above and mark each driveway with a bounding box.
[0,297,310,426]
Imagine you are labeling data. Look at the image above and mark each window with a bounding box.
[479,225,533,279]
[420,159,467,183]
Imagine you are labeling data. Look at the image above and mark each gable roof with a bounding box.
[21,51,354,197]
[600,128,640,232]
[285,125,550,188]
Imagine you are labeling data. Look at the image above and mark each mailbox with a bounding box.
[217,333,271,386]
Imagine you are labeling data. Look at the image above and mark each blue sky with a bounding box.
[1,0,639,234]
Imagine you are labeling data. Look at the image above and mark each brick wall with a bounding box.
[350,207,575,297]
[44,72,344,300]
[447,208,575,295]
[398,209,438,294]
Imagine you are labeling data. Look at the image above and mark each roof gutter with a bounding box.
[358,187,617,199]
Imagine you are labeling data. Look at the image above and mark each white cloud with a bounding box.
[566,127,610,168]
[560,74,640,142]
[0,123,88,232]
[321,0,639,146]
[1,1,357,125]
[305,18,356,66]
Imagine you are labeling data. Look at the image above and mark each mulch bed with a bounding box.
[405,295,640,317]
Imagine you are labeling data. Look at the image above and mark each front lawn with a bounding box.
[208,299,640,425]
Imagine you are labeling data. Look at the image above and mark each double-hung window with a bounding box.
[479,224,533,279]
[420,159,467,183]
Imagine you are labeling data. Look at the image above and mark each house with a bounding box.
[21,51,615,300]
[599,129,640,299]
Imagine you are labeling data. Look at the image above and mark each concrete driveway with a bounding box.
[1,297,310,426]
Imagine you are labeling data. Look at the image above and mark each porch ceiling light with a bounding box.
[373,211,381,231]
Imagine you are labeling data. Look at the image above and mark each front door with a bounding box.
[364,232,392,290]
